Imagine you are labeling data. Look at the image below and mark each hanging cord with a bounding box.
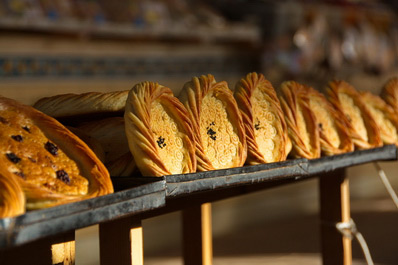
[373,162,398,209]
[336,219,374,265]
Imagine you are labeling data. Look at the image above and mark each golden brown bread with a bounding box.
[307,86,354,155]
[0,96,113,210]
[0,165,25,218]
[77,117,136,176]
[361,91,398,146]
[380,77,398,114]
[234,72,290,164]
[67,126,106,163]
[179,74,247,171]
[124,81,196,176]
[33,90,129,118]
[279,81,320,159]
[327,80,382,149]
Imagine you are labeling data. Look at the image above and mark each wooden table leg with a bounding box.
[319,168,352,265]
[99,216,143,265]
[0,231,75,265]
[182,202,213,265]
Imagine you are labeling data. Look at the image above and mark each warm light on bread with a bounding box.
[234,72,290,164]
[77,117,136,176]
[179,74,247,171]
[279,81,320,159]
[361,91,398,146]
[0,164,25,218]
[327,80,382,149]
[0,96,113,211]
[307,86,354,155]
[381,77,398,114]
[124,81,196,176]
[33,90,129,118]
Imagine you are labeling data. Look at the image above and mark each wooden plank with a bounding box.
[0,231,75,265]
[182,203,213,265]
[99,216,143,265]
[319,168,352,265]
[52,239,76,265]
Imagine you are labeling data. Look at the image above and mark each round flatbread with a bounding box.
[33,90,129,119]
[307,86,354,155]
[326,80,382,149]
[279,81,320,159]
[0,96,113,210]
[381,77,398,114]
[77,117,136,177]
[124,81,196,176]
[361,91,398,146]
[234,72,290,164]
[179,74,247,171]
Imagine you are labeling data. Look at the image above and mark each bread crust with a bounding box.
[77,117,136,176]
[234,72,290,164]
[124,81,196,176]
[0,164,25,218]
[33,90,129,118]
[381,77,398,114]
[361,91,398,146]
[179,74,247,171]
[0,96,113,210]
[307,86,354,155]
[326,80,382,149]
[279,81,321,159]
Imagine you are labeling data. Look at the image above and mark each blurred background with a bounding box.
[0,0,398,264]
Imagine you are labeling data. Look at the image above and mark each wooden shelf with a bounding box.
[0,145,396,265]
[0,17,261,44]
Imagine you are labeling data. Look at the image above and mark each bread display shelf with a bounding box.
[307,144,397,175]
[164,158,308,198]
[0,145,396,264]
[162,144,397,199]
[0,177,165,249]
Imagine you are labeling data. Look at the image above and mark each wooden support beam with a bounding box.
[99,216,143,265]
[182,203,213,265]
[0,231,75,265]
[319,168,352,265]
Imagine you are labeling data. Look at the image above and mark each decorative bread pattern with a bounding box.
[307,86,354,155]
[361,91,398,146]
[0,165,25,218]
[380,77,398,114]
[77,117,136,176]
[0,96,113,210]
[234,72,290,164]
[279,81,320,159]
[124,81,196,176]
[327,80,382,149]
[179,74,247,171]
[33,90,129,118]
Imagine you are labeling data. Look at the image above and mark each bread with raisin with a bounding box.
[0,96,113,210]
[307,86,354,155]
[234,72,290,164]
[124,82,196,176]
[179,74,247,171]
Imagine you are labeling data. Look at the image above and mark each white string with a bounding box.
[373,162,398,209]
[336,219,374,265]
